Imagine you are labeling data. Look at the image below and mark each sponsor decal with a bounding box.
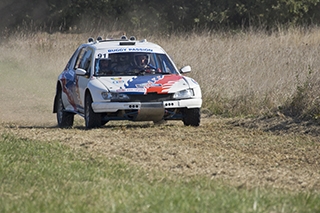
[135,83,162,88]
[113,80,124,84]
[128,48,154,52]
[123,75,184,94]
[161,81,176,90]
[107,48,127,53]
[61,70,77,110]
[107,48,154,53]
[111,77,122,80]
[116,88,146,93]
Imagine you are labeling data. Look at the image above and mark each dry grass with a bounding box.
[1,28,320,121]
[155,28,320,117]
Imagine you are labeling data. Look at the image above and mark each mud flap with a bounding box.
[135,103,164,121]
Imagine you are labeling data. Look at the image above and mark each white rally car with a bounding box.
[53,36,202,129]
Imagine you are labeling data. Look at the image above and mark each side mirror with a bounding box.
[75,68,88,76]
[180,65,191,74]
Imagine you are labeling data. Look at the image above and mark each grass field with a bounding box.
[0,28,320,212]
[1,130,320,213]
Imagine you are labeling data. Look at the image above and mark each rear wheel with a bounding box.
[183,108,200,127]
[56,91,74,128]
[85,93,101,130]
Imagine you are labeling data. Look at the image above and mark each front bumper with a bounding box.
[92,98,202,113]
[92,98,201,122]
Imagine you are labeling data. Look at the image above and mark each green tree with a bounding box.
[1,0,320,34]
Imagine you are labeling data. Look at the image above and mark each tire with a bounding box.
[85,93,101,130]
[101,120,109,126]
[56,91,74,128]
[183,108,201,127]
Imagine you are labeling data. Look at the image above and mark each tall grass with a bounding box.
[1,27,320,122]
[155,27,320,118]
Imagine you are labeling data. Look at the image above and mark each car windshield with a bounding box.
[94,52,178,76]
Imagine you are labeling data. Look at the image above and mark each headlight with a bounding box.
[101,92,112,100]
[173,89,194,99]
[101,92,130,101]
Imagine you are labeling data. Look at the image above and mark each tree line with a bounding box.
[1,0,320,33]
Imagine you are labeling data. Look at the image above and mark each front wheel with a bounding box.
[85,94,101,130]
[183,108,201,127]
[56,91,74,128]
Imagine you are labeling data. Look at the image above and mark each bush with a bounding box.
[1,0,320,34]
[283,65,320,121]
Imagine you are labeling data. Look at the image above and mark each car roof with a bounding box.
[85,37,166,54]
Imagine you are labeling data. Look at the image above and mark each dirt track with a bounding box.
[1,113,320,192]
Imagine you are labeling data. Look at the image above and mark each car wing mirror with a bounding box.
[75,68,88,76]
[180,65,191,74]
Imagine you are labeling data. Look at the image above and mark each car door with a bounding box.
[59,48,80,111]
[74,47,93,112]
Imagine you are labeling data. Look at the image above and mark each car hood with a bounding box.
[97,74,190,95]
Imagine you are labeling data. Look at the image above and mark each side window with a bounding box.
[64,49,79,70]
[74,48,86,70]
[74,48,93,74]
[156,54,176,74]
[80,49,93,72]
[149,53,157,68]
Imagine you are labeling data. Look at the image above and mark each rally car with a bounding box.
[53,36,202,129]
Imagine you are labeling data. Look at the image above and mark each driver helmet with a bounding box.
[134,54,150,68]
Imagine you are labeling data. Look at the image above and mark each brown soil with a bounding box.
[1,112,320,192]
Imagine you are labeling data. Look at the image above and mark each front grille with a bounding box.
[128,93,173,102]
